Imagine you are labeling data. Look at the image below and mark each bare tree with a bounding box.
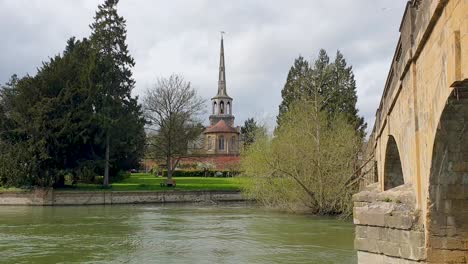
[143,74,205,184]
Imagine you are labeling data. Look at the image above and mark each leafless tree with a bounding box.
[143,74,205,182]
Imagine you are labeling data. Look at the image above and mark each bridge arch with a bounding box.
[383,135,404,190]
[427,96,468,262]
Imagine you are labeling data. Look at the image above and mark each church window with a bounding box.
[207,136,213,150]
[227,102,231,115]
[231,136,236,150]
[213,102,217,114]
[220,101,225,114]
[219,136,225,150]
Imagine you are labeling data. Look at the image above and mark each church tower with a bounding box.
[209,34,235,127]
[203,34,240,156]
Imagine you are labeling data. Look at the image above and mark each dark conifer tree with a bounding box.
[89,0,144,187]
[277,56,310,128]
[277,50,366,139]
[241,118,263,147]
[330,51,367,138]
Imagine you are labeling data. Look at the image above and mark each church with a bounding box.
[180,35,241,170]
[202,35,241,156]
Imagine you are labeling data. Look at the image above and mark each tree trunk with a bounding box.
[166,156,172,180]
[103,132,110,187]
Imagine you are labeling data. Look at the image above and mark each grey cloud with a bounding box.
[0,0,407,132]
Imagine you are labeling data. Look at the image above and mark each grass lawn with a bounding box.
[60,173,246,192]
[0,187,26,192]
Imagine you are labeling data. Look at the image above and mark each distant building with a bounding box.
[201,35,241,156]
[175,35,241,170]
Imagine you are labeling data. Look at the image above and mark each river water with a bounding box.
[0,203,356,264]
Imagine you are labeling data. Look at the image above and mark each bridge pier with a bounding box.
[354,0,467,262]
[354,184,425,263]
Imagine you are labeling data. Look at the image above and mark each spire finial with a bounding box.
[217,32,227,96]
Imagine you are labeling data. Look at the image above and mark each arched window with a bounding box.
[207,136,213,150]
[220,101,225,114]
[227,102,231,115]
[219,136,225,150]
[231,136,236,150]
[213,102,217,114]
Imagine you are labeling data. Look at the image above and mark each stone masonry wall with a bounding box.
[0,190,245,206]
[354,184,425,263]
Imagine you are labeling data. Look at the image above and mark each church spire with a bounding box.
[217,32,228,96]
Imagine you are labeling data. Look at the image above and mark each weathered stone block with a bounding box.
[377,240,401,257]
[409,231,425,247]
[355,238,378,253]
[354,205,387,226]
[385,213,414,229]
[367,226,381,239]
[379,227,390,241]
[388,229,403,243]
[355,226,368,238]
[357,251,384,263]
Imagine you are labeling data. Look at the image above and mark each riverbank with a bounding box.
[63,173,246,191]
[0,189,246,206]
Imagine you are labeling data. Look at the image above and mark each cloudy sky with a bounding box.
[0,0,407,132]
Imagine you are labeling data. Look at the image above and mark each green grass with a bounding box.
[0,187,26,192]
[59,173,246,192]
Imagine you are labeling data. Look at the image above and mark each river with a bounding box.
[0,203,356,263]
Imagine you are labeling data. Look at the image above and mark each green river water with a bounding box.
[0,203,356,264]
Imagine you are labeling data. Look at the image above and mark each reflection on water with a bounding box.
[0,203,356,264]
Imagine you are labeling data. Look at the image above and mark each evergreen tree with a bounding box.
[277,50,366,139]
[241,118,264,147]
[329,51,367,138]
[277,56,310,128]
[0,39,98,187]
[89,0,144,187]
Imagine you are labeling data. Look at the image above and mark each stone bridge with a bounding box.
[353,0,467,263]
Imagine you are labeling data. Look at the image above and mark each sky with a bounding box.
[0,0,407,132]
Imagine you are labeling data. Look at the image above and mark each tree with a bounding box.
[143,75,205,182]
[277,56,310,128]
[89,0,144,187]
[0,38,102,187]
[242,99,361,216]
[241,118,265,148]
[329,51,367,138]
[0,34,144,188]
[276,50,366,140]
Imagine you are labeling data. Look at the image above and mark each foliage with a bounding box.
[241,117,266,148]
[277,56,310,127]
[277,50,366,139]
[242,100,361,216]
[89,0,145,186]
[0,0,144,188]
[143,74,206,180]
[0,40,98,187]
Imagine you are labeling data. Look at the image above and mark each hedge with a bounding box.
[158,169,241,177]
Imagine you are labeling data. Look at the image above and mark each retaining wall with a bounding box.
[0,189,245,206]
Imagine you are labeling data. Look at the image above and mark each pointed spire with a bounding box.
[217,32,228,96]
